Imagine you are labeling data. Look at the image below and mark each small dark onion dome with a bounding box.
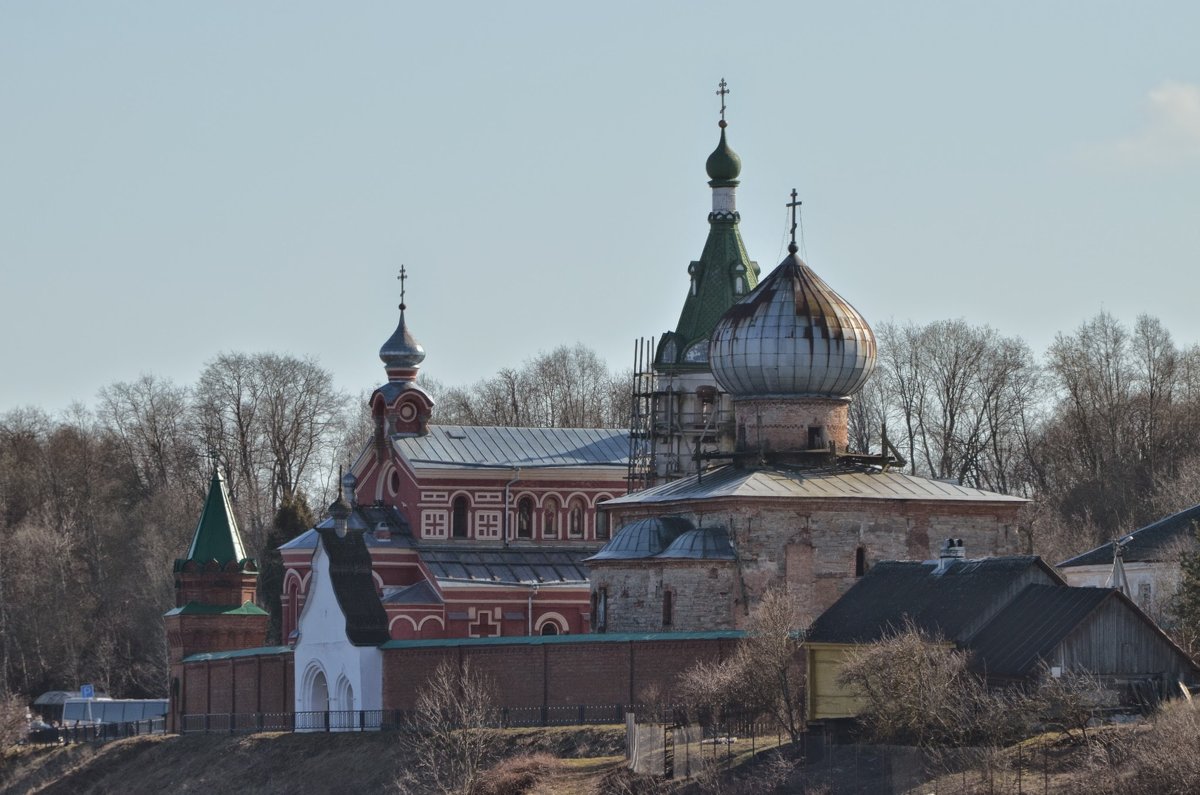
[705,127,742,184]
[328,492,351,524]
[585,516,695,561]
[709,248,876,398]
[657,527,737,560]
[379,309,426,370]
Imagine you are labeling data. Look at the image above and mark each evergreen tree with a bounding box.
[259,493,315,644]
[1170,522,1200,659]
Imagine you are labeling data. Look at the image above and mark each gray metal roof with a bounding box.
[392,425,629,469]
[658,527,737,560]
[420,545,596,585]
[585,516,695,561]
[1059,503,1200,568]
[604,464,1027,506]
[383,580,443,605]
[279,504,413,551]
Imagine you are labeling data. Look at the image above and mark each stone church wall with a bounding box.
[591,563,739,633]
[599,498,1023,631]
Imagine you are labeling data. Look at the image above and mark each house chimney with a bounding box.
[933,537,965,575]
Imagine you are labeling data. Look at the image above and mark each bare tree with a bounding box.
[678,589,806,742]
[837,620,1030,749]
[400,658,499,795]
[431,344,629,429]
[97,374,200,497]
[195,352,348,552]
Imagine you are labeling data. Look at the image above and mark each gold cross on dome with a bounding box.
[716,78,730,123]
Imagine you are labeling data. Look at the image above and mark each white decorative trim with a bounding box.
[416,614,445,631]
[535,612,569,634]
[422,510,448,539]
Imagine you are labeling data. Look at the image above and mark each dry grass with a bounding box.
[0,725,627,795]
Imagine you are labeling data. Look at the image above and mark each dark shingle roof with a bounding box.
[807,557,1062,645]
[1058,504,1200,568]
[968,585,1112,677]
[317,528,391,646]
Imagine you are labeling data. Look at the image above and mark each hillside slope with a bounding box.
[0,727,625,795]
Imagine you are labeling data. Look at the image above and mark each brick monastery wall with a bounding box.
[597,497,1024,630]
[177,636,741,722]
[178,652,294,721]
[381,636,740,710]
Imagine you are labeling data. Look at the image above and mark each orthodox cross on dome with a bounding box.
[786,189,802,252]
[716,78,730,126]
[396,265,408,311]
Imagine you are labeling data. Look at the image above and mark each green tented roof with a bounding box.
[183,469,250,566]
[163,601,268,617]
[660,217,759,370]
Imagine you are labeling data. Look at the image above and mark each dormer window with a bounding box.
[733,263,747,295]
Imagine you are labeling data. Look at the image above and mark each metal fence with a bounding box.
[180,703,644,735]
[25,718,166,746]
[627,710,790,781]
[623,713,1084,793]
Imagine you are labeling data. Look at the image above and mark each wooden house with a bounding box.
[806,540,1199,722]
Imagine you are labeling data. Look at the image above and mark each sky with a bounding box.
[3,2,1199,413]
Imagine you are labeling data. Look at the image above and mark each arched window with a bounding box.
[516,497,534,539]
[540,623,559,636]
[452,496,470,538]
[568,498,585,538]
[592,587,608,633]
[855,546,867,577]
[595,505,611,541]
[543,497,559,538]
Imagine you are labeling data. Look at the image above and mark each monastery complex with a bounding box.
[164,85,1034,728]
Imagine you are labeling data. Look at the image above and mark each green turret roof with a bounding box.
[182,468,251,566]
[657,124,759,372]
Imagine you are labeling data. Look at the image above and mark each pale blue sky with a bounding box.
[3,2,1199,412]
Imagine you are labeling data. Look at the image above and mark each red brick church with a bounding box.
[278,273,629,642]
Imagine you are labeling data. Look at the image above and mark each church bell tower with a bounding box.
[163,467,268,731]
[628,79,761,489]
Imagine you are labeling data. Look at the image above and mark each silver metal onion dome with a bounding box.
[379,310,426,370]
[709,249,876,398]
